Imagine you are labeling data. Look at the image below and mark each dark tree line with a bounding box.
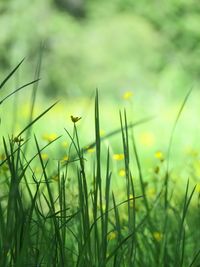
[54,0,86,18]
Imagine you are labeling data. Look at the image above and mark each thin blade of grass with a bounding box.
[166,88,193,173]
[162,88,193,263]
[112,192,122,242]
[16,100,59,138]
[0,79,40,105]
[106,231,135,264]
[24,43,44,154]
[188,249,200,267]
[0,58,25,90]
[34,135,66,266]
[28,43,44,123]
[100,148,112,266]
[175,180,196,266]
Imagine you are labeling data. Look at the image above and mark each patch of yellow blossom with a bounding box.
[61,141,68,148]
[146,187,156,198]
[97,203,106,212]
[191,160,200,177]
[113,154,124,160]
[21,103,39,119]
[87,147,95,153]
[33,167,41,174]
[107,231,118,241]
[153,232,163,242]
[122,91,133,100]
[102,204,106,212]
[61,156,69,164]
[118,169,126,177]
[155,151,164,161]
[52,175,59,181]
[42,133,58,142]
[196,183,200,193]
[41,153,49,160]
[185,147,198,157]
[128,194,135,209]
[100,129,105,137]
[139,132,155,147]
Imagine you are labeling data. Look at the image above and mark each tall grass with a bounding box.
[0,60,199,267]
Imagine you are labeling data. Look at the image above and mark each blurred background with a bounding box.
[1,0,200,98]
[1,0,200,167]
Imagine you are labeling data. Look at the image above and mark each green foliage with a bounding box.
[0,64,200,266]
[1,0,200,98]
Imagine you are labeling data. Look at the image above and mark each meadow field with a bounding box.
[1,1,200,266]
[0,60,200,267]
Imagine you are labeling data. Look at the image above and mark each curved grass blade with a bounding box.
[29,43,44,122]
[162,88,193,264]
[105,231,135,264]
[0,58,25,90]
[34,135,66,265]
[16,100,59,138]
[166,88,193,172]
[188,249,200,267]
[0,79,40,105]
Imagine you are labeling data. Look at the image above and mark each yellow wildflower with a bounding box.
[146,188,156,198]
[33,167,41,174]
[196,183,200,193]
[128,194,135,209]
[118,169,126,177]
[185,147,198,157]
[123,91,133,100]
[155,151,164,161]
[13,136,24,143]
[113,154,124,160]
[61,156,69,164]
[102,204,106,212]
[100,129,105,137]
[41,153,48,160]
[107,231,118,241]
[153,232,163,242]
[61,141,68,148]
[87,147,95,153]
[71,115,81,123]
[42,133,58,142]
[139,132,155,147]
[63,155,69,161]
[52,175,59,181]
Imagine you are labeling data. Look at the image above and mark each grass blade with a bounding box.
[16,100,59,138]
[0,79,40,105]
[0,58,25,90]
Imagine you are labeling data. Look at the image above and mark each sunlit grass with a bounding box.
[0,60,200,266]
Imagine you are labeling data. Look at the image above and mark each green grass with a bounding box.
[0,60,200,267]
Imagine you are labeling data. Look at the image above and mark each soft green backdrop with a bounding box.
[1,0,200,98]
